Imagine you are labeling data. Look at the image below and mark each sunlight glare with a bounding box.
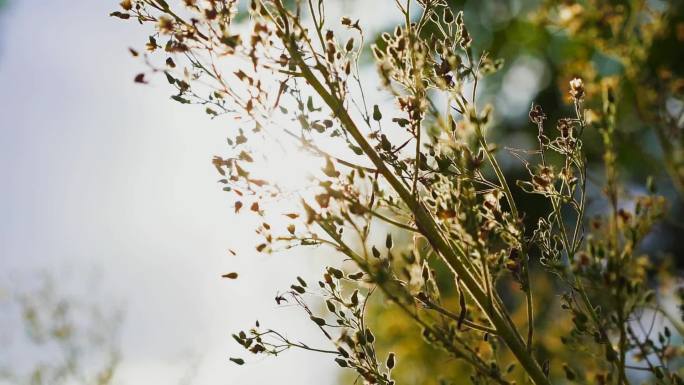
[249,133,323,194]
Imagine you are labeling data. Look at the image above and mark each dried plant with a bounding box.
[535,1,684,199]
[113,1,683,384]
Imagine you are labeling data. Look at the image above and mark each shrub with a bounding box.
[113,1,683,384]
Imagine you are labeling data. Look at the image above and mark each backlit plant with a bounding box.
[113,1,683,384]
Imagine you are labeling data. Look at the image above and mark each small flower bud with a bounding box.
[569,77,585,100]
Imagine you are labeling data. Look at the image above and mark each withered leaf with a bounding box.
[134,73,147,84]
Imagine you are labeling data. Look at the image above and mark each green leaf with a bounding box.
[109,11,130,19]
[290,284,305,294]
[171,95,190,104]
[155,0,170,10]
[164,72,176,84]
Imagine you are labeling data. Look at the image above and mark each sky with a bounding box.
[0,1,348,384]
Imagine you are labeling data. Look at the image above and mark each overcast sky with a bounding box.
[0,1,350,384]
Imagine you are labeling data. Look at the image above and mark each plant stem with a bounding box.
[285,38,550,385]
[474,123,535,351]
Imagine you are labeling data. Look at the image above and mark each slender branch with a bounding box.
[276,13,550,383]
[415,295,497,334]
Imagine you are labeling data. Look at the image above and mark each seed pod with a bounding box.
[365,328,375,343]
[372,45,385,60]
[296,276,307,287]
[443,7,454,24]
[350,290,359,306]
[345,37,354,52]
[373,105,382,121]
[334,358,348,367]
[327,266,344,279]
[386,352,396,369]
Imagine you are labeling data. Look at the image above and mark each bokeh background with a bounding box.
[1,0,683,384]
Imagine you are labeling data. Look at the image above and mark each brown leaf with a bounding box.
[134,73,148,84]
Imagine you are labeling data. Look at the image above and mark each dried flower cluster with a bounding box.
[114,1,683,384]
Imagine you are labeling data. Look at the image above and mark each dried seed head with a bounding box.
[557,119,573,138]
[157,16,174,34]
[529,104,546,124]
[569,77,585,100]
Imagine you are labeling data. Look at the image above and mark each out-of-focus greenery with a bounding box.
[0,277,121,385]
[356,1,684,384]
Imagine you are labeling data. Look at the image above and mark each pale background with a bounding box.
[0,1,342,384]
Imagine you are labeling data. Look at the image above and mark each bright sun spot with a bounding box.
[249,133,323,194]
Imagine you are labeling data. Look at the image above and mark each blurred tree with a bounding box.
[361,2,684,384]
[0,276,121,385]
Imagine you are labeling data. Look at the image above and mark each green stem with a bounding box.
[318,220,510,385]
[475,123,535,351]
[285,37,550,385]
